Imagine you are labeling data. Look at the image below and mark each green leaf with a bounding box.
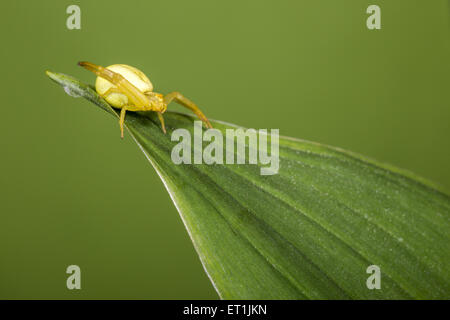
[46,71,450,299]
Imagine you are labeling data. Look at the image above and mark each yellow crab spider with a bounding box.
[78,61,212,138]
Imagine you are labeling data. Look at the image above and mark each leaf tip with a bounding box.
[45,70,58,82]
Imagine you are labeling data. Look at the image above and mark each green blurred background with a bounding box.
[0,0,449,299]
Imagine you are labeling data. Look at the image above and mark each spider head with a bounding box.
[145,92,167,113]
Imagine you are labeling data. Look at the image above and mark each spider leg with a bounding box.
[119,107,128,139]
[163,92,212,129]
[157,112,166,134]
[101,87,122,99]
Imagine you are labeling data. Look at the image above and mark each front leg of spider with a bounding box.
[163,92,212,129]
